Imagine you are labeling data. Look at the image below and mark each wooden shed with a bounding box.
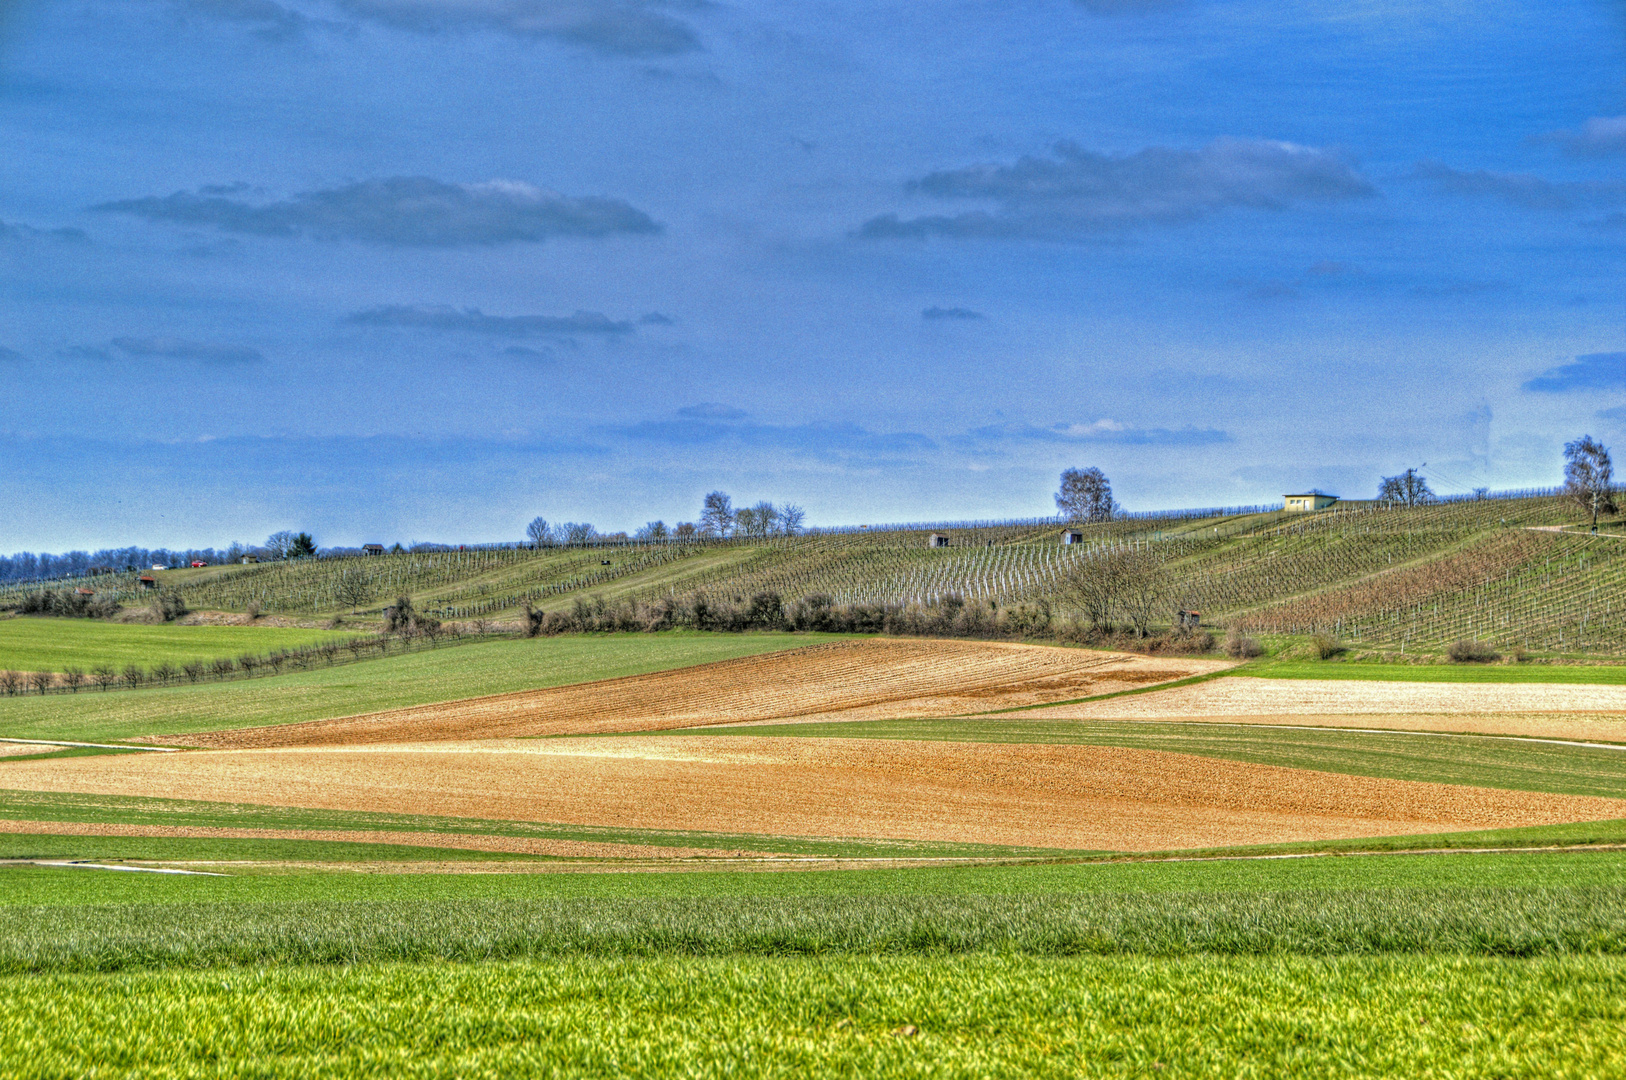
[1062,530,1084,544]
[363,544,385,555]
[137,575,157,590]
[927,533,951,548]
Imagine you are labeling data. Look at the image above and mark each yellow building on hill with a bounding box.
[1283,492,1338,512]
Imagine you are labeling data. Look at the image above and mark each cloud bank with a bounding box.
[860,137,1373,240]
[1523,352,1626,393]
[334,0,701,55]
[1534,116,1626,157]
[346,304,634,335]
[1414,162,1626,211]
[95,176,660,246]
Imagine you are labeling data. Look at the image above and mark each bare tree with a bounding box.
[700,491,735,537]
[1056,468,1115,523]
[62,667,84,693]
[1564,435,1617,532]
[1060,552,1120,633]
[28,671,52,695]
[736,501,778,538]
[91,665,116,691]
[779,505,806,535]
[1378,468,1434,506]
[673,522,698,540]
[1114,549,1169,639]
[636,521,669,541]
[181,661,205,683]
[265,531,297,560]
[151,661,177,685]
[335,572,373,613]
[215,657,238,680]
[556,522,597,545]
[525,516,550,549]
[121,664,145,690]
[0,671,19,697]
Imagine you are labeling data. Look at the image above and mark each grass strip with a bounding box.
[1249,659,1626,683]
[0,835,552,864]
[683,717,1626,798]
[5,954,1621,1078]
[6,886,1626,972]
[0,788,1065,859]
[2,847,1624,906]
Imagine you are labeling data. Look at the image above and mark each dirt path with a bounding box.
[6,735,1619,853]
[153,639,1229,749]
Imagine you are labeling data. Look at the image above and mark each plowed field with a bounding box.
[1025,677,1626,741]
[5,736,1617,852]
[157,639,1225,749]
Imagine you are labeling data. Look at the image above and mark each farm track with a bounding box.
[154,639,1227,749]
[5,736,1620,852]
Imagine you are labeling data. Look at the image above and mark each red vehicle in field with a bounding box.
[190,560,208,568]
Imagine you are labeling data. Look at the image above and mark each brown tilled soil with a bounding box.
[0,819,761,859]
[6,736,1618,852]
[155,639,1228,749]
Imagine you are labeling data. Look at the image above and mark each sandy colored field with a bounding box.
[0,744,58,759]
[1023,676,1626,739]
[0,819,758,859]
[156,639,1227,749]
[5,736,1620,852]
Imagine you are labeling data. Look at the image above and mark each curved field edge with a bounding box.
[2,955,1621,1078]
[0,632,852,743]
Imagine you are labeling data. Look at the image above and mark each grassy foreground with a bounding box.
[0,618,358,673]
[2,955,1621,1077]
[0,631,846,743]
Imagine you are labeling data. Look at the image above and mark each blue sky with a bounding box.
[1,0,1624,548]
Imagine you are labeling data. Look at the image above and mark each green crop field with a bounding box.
[677,717,1626,796]
[0,631,845,743]
[1248,659,1626,682]
[2,850,1625,1076]
[5,954,1620,1078]
[0,617,358,673]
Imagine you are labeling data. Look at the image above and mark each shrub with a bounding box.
[1224,628,1264,659]
[151,591,187,622]
[1311,632,1344,660]
[1448,639,1500,663]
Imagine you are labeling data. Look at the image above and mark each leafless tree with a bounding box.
[780,505,806,535]
[335,571,372,613]
[91,665,116,691]
[673,521,698,540]
[700,491,735,537]
[265,531,297,560]
[1564,435,1617,531]
[558,522,597,545]
[0,671,19,696]
[525,516,550,549]
[181,661,204,683]
[1114,549,1169,638]
[736,501,779,538]
[28,671,52,695]
[347,637,368,660]
[636,521,669,541]
[214,657,238,680]
[1378,468,1434,506]
[266,651,287,675]
[1056,468,1115,523]
[121,664,145,690]
[62,667,84,693]
[1060,552,1119,632]
[151,661,177,685]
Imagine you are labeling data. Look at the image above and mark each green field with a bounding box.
[0,617,359,673]
[5,954,1618,1078]
[0,631,844,743]
[677,717,1626,796]
[1250,659,1626,683]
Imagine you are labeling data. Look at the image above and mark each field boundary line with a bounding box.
[1144,719,1626,751]
[1096,841,1626,866]
[0,738,177,753]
